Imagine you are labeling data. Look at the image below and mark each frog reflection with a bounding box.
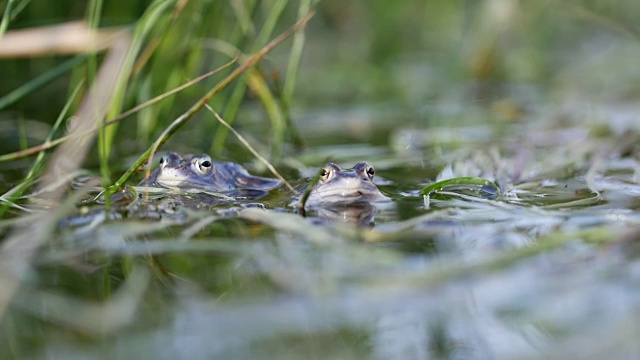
[307,202,378,227]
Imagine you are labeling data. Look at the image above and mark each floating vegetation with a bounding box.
[421,176,501,205]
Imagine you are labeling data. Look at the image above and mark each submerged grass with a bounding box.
[421,176,501,199]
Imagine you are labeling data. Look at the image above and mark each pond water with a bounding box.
[3,94,640,359]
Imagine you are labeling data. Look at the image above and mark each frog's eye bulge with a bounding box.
[193,155,213,175]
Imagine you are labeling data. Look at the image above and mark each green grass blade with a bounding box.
[280,0,311,150]
[246,68,286,161]
[205,104,297,193]
[0,0,16,36]
[99,0,174,184]
[0,81,86,217]
[109,12,314,195]
[282,0,310,109]
[0,65,230,162]
[9,0,30,22]
[255,0,289,48]
[0,55,86,111]
[211,0,290,157]
[421,176,501,199]
[211,76,248,156]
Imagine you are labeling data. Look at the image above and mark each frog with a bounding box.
[139,152,282,192]
[305,162,390,206]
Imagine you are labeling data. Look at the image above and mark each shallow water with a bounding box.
[3,96,640,359]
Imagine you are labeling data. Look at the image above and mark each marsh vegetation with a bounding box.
[1,0,640,358]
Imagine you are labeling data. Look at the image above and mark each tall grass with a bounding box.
[110,12,314,193]
[210,0,290,157]
[0,0,16,36]
[0,0,315,198]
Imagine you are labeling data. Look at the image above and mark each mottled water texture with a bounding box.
[5,98,640,359]
[3,1,640,359]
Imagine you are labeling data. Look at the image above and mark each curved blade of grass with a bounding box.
[281,0,310,108]
[421,176,501,199]
[230,0,256,36]
[0,55,86,111]
[211,73,247,156]
[99,0,174,184]
[279,0,312,150]
[246,68,286,160]
[0,33,131,320]
[0,80,85,217]
[211,0,291,156]
[0,0,16,36]
[255,0,290,48]
[567,5,640,40]
[131,0,192,77]
[541,192,601,209]
[205,104,296,193]
[0,0,32,36]
[296,165,323,210]
[7,0,29,23]
[111,11,315,195]
[0,62,233,162]
[208,0,257,156]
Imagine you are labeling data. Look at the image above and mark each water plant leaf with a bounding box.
[421,176,501,200]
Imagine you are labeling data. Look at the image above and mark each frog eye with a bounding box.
[319,167,332,181]
[194,155,213,174]
[366,165,375,178]
[159,155,168,168]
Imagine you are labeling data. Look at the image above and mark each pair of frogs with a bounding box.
[140,152,389,206]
